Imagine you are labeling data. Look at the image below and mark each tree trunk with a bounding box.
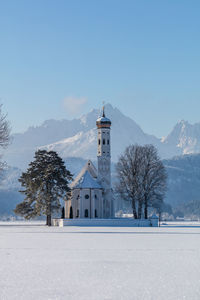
[138,200,143,219]
[158,209,162,227]
[144,205,148,219]
[132,200,138,219]
[133,209,137,219]
[144,195,148,219]
[46,215,51,226]
[144,199,148,219]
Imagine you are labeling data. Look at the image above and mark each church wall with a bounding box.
[69,188,103,219]
[81,189,91,218]
[71,189,80,218]
[65,199,71,218]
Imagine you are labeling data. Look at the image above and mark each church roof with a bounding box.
[96,106,111,127]
[72,170,102,189]
[96,116,111,124]
[71,160,102,189]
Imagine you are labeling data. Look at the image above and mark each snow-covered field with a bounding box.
[1,222,200,300]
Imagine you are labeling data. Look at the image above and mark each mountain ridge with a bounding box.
[3,104,200,169]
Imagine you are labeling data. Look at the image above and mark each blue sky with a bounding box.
[0,0,200,137]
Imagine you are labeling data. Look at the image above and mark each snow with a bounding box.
[4,104,165,169]
[71,160,101,189]
[1,222,200,300]
[96,116,111,124]
[5,103,200,170]
[72,170,102,189]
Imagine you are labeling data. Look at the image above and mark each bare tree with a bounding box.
[0,104,10,148]
[115,144,167,219]
[0,104,10,169]
[141,145,167,219]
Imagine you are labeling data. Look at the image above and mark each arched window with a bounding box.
[95,209,98,218]
[76,209,79,218]
[85,194,89,199]
[61,207,65,219]
[107,140,109,145]
[98,139,101,145]
[70,206,73,219]
[85,209,89,218]
[103,139,105,145]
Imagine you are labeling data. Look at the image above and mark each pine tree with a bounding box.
[14,150,73,226]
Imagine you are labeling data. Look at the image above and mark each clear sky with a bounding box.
[0,0,200,137]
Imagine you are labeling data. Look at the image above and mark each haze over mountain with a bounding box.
[3,104,200,170]
[162,120,200,156]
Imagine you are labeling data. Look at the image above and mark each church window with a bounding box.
[70,206,73,219]
[98,139,101,145]
[85,209,89,218]
[103,139,105,145]
[107,140,109,145]
[95,209,98,218]
[95,194,97,199]
[76,209,79,218]
[85,194,89,199]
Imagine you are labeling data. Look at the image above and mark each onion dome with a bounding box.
[96,106,111,128]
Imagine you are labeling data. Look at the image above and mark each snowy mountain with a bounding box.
[3,104,200,171]
[41,106,163,162]
[4,104,164,169]
[163,154,200,215]
[0,166,23,216]
[162,120,200,156]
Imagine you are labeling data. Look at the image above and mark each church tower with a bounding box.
[96,106,113,218]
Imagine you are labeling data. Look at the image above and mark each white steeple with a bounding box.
[96,105,113,218]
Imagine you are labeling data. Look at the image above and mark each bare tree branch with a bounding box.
[115,144,167,219]
[0,104,10,148]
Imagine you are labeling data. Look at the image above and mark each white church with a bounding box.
[65,106,114,219]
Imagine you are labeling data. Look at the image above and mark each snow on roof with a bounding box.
[72,170,102,189]
[96,106,111,125]
[96,116,111,124]
[71,160,102,189]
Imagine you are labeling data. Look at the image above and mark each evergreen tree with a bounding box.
[14,150,73,225]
